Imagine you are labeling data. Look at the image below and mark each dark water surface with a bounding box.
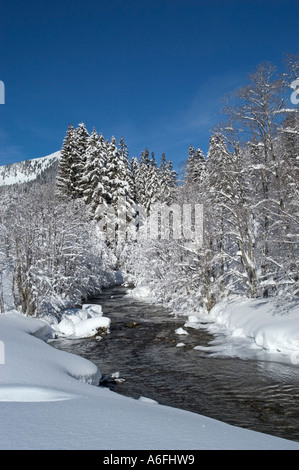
[50,286,299,443]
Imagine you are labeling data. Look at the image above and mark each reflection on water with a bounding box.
[50,286,299,443]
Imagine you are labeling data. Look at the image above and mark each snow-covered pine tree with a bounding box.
[80,128,98,205]
[204,134,231,301]
[118,136,135,205]
[158,153,177,204]
[144,152,160,213]
[56,124,76,197]
[105,137,120,207]
[182,146,207,209]
[118,136,129,161]
[80,129,108,214]
[92,133,110,220]
[72,122,90,198]
[56,122,90,199]
[131,156,139,202]
[185,146,206,187]
[104,137,135,243]
[134,148,150,209]
[166,160,178,195]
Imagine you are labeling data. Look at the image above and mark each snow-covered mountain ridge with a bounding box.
[0,151,60,187]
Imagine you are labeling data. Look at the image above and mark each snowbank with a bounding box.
[0,310,298,449]
[188,296,299,364]
[45,303,110,339]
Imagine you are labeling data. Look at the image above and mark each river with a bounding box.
[50,285,299,443]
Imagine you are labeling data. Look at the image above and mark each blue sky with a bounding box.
[0,0,298,170]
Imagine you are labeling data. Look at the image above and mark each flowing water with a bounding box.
[50,286,299,443]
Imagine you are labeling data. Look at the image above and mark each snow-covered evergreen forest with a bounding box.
[1,59,299,318]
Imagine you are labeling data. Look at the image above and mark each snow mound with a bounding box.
[126,285,153,300]
[74,317,110,338]
[184,315,204,329]
[51,304,110,338]
[0,385,77,402]
[175,327,188,335]
[138,396,159,404]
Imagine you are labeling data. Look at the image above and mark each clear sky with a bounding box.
[0,0,298,170]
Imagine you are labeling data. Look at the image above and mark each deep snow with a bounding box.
[189,296,299,367]
[0,295,299,450]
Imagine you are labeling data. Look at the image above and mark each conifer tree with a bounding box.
[166,160,178,194]
[134,148,150,208]
[118,136,135,205]
[131,156,139,202]
[159,152,170,204]
[56,124,76,197]
[144,152,159,213]
[104,137,135,243]
[158,153,177,204]
[185,146,206,187]
[81,129,108,217]
[56,123,90,199]
[72,122,90,198]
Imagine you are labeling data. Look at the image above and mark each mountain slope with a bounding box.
[0,151,60,187]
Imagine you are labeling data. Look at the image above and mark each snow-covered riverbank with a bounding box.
[0,306,299,450]
[193,296,299,365]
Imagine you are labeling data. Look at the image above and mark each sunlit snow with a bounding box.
[0,308,298,449]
